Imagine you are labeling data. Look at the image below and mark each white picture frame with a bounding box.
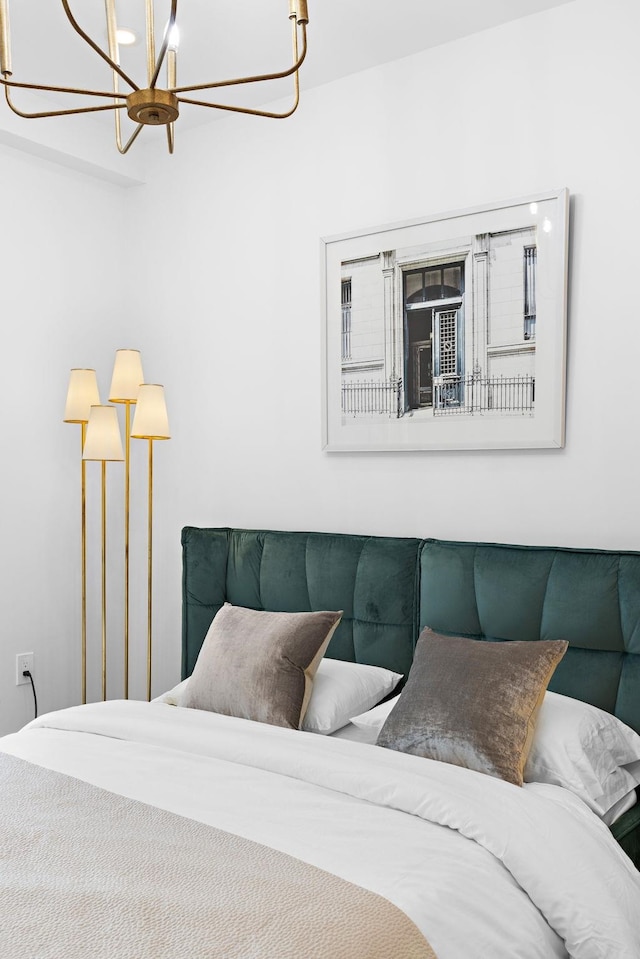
[321,188,569,452]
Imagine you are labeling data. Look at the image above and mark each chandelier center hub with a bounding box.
[126,89,179,126]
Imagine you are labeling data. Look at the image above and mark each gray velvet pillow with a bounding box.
[377,628,568,785]
[183,604,342,730]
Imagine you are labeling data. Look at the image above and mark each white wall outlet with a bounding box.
[16,652,34,686]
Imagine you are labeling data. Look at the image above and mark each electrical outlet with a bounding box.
[16,652,34,686]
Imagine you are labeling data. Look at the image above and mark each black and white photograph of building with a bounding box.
[322,190,568,452]
[340,226,539,422]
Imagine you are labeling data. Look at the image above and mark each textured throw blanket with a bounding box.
[0,753,435,959]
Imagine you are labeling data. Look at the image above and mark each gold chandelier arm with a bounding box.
[112,106,145,154]
[0,0,12,77]
[104,1,133,157]
[4,83,124,119]
[149,0,178,89]
[60,0,139,91]
[175,12,303,121]
[0,74,126,100]
[170,22,306,96]
[177,88,300,120]
[146,0,155,86]
[118,121,144,154]
[105,0,123,152]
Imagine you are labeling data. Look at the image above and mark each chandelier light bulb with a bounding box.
[116,27,137,46]
[167,24,180,51]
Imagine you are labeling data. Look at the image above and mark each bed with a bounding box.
[2,526,640,959]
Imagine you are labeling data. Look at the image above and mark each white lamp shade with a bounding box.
[82,406,125,461]
[108,349,144,403]
[64,369,101,423]
[131,384,171,440]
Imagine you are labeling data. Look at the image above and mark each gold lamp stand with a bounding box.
[82,405,124,701]
[131,384,171,701]
[63,369,101,705]
[108,349,144,699]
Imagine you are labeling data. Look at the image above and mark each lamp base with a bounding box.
[126,89,179,126]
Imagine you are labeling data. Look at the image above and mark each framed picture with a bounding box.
[321,188,569,451]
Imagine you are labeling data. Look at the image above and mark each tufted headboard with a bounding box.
[182,527,640,735]
[181,526,421,680]
[420,539,640,735]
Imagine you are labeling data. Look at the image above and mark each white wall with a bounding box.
[0,144,139,732]
[1,0,638,732]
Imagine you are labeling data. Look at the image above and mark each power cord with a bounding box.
[22,670,38,719]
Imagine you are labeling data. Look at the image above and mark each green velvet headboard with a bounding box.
[421,539,640,735]
[182,527,640,735]
[181,527,421,680]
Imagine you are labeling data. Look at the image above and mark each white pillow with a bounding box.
[350,689,640,820]
[153,678,190,706]
[524,691,640,818]
[302,659,402,734]
[350,694,400,730]
[601,789,638,827]
[155,658,402,736]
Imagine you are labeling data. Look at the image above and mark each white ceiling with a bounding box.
[5,0,575,132]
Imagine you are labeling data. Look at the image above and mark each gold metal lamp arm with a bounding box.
[115,122,145,155]
[171,23,307,97]
[177,89,300,121]
[3,84,126,119]
[0,0,11,77]
[104,0,145,157]
[145,0,156,87]
[61,0,139,91]
[176,15,304,121]
[0,0,131,119]
[0,76,127,100]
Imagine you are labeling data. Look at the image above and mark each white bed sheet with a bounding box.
[335,714,639,825]
[2,700,640,959]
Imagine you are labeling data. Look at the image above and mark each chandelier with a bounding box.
[0,1,309,154]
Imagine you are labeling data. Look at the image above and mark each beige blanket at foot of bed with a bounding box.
[0,753,436,959]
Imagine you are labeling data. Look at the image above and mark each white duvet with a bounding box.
[2,700,640,959]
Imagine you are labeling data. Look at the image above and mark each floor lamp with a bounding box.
[82,405,124,702]
[63,369,101,705]
[108,349,144,699]
[131,384,170,701]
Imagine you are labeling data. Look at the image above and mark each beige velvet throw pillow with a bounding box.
[377,628,568,786]
[184,604,342,730]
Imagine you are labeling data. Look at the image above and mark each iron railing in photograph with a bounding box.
[341,377,403,418]
[434,374,535,415]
